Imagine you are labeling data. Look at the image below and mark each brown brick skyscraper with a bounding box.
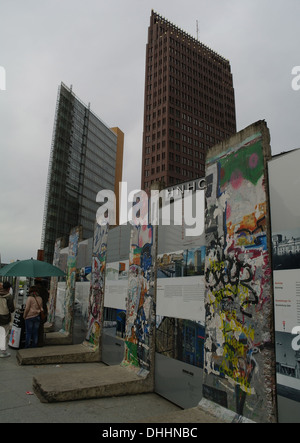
[141,11,236,191]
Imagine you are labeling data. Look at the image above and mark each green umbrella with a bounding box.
[0,259,65,278]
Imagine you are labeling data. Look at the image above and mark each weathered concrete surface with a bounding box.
[33,365,153,403]
[137,406,226,424]
[16,344,100,365]
[140,399,255,424]
[203,120,277,423]
[0,348,180,423]
[45,331,72,346]
[198,398,255,423]
[44,322,55,333]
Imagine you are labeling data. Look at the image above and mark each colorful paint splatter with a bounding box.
[85,223,109,349]
[123,224,155,373]
[47,237,64,325]
[61,226,82,335]
[203,124,276,422]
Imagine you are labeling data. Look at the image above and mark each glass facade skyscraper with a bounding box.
[41,83,123,263]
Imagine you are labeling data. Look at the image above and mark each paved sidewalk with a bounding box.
[0,348,181,423]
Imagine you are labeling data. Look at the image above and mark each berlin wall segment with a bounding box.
[83,218,157,385]
[47,237,65,328]
[61,226,82,339]
[122,222,157,388]
[84,223,109,353]
[202,121,277,423]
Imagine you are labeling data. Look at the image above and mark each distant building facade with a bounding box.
[141,10,236,192]
[41,83,124,263]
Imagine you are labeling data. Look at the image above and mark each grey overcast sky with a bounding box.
[0,0,299,263]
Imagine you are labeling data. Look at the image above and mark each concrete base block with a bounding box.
[198,398,255,423]
[16,344,100,366]
[43,322,55,333]
[45,331,72,346]
[137,406,226,423]
[138,399,255,423]
[33,365,153,403]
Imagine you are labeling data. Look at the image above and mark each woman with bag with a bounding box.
[23,286,44,348]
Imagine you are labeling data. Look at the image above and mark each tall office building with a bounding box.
[41,82,124,263]
[141,11,236,191]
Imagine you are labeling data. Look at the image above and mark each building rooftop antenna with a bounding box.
[196,20,199,40]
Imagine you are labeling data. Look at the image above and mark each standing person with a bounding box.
[0,281,14,358]
[23,286,43,349]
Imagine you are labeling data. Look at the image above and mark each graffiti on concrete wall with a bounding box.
[85,223,109,349]
[47,237,64,325]
[203,124,276,422]
[61,226,82,335]
[123,225,155,373]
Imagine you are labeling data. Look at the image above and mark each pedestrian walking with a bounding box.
[23,286,44,349]
[0,281,14,358]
